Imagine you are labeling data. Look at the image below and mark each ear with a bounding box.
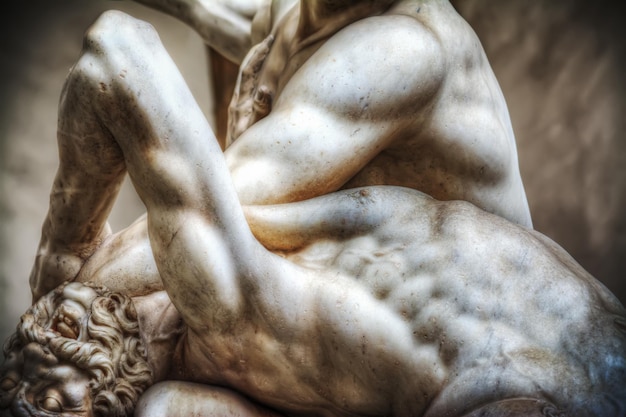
[462,398,564,417]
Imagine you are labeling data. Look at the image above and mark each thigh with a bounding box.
[135,381,284,417]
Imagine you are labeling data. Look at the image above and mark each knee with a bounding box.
[82,10,159,59]
[65,9,164,110]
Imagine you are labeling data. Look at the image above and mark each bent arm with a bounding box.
[134,0,266,63]
[51,10,264,330]
[29,14,441,302]
[225,15,444,204]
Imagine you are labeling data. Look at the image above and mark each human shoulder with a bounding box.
[335,12,445,75]
[277,13,445,120]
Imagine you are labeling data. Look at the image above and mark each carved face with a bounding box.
[47,283,98,341]
[0,343,93,416]
[0,283,98,416]
[1,282,153,417]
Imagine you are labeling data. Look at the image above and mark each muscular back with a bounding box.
[225,0,532,227]
[346,2,531,227]
[174,187,624,417]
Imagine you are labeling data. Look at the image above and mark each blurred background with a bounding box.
[1,1,625,344]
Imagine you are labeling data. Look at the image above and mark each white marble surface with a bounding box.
[3,2,624,415]
[0,1,213,343]
[1,2,624,416]
[3,3,625,349]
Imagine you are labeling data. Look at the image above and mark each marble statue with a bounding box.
[1,1,625,416]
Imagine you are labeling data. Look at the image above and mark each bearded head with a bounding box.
[0,281,153,417]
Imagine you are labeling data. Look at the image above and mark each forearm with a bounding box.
[29,87,127,301]
[133,0,258,63]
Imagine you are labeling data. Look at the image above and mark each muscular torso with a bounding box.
[174,187,625,416]
[226,0,532,227]
[43,3,623,415]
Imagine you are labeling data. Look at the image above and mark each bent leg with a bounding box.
[37,10,265,331]
[29,10,233,302]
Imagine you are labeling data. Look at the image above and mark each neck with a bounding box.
[296,0,394,46]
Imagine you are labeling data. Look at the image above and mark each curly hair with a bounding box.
[2,282,153,417]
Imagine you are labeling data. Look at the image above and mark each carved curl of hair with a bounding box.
[2,282,153,417]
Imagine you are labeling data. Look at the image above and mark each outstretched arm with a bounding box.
[133,0,266,63]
